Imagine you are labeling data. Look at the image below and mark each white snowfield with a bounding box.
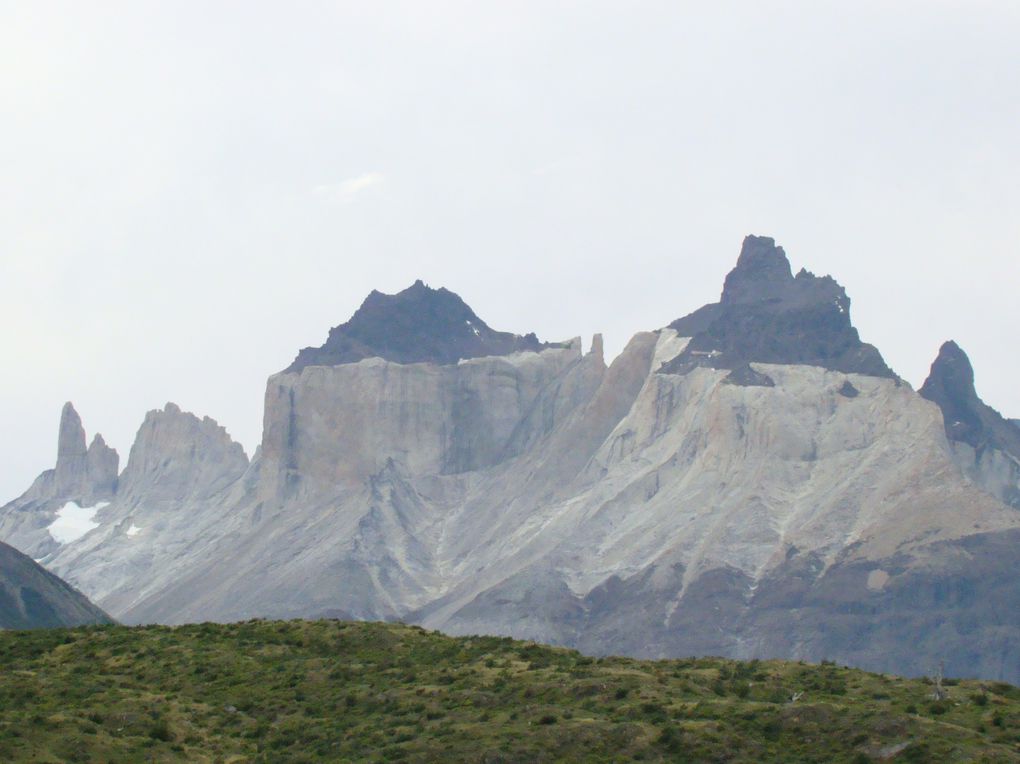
[47,501,109,544]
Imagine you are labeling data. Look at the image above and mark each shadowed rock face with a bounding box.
[920,341,1020,509]
[661,236,895,379]
[920,341,1020,458]
[287,280,557,372]
[0,540,111,628]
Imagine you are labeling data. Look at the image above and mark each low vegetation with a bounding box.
[0,619,1018,762]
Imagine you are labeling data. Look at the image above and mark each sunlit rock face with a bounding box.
[3,238,1019,684]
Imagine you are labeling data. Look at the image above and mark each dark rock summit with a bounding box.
[660,236,895,379]
[0,540,112,628]
[920,341,1020,459]
[287,280,557,372]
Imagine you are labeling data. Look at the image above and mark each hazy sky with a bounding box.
[2,1,1018,503]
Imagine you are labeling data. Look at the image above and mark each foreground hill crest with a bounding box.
[2,620,1017,762]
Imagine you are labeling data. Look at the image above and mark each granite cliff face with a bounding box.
[2,238,1018,682]
[262,339,595,502]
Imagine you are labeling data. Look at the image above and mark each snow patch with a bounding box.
[126,524,142,537]
[48,501,109,544]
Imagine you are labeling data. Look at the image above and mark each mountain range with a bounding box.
[2,235,1018,683]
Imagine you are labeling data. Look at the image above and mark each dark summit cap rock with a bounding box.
[660,235,895,380]
[286,281,557,372]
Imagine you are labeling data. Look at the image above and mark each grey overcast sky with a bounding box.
[2,1,1019,503]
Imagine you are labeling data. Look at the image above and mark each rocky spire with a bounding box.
[52,402,118,502]
[920,341,1020,458]
[54,402,88,496]
[286,281,559,372]
[86,434,119,498]
[661,235,894,380]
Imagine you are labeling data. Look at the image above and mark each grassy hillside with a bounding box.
[0,620,1018,762]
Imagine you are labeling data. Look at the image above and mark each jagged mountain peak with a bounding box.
[924,340,973,393]
[920,341,1020,459]
[285,281,559,372]
[662,235,893,379]
[719,235,848,310]
[115,402,248,506]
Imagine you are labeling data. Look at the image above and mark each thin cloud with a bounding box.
[313,172,386,205]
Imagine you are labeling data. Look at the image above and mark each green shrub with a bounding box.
[148,719,172,741]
